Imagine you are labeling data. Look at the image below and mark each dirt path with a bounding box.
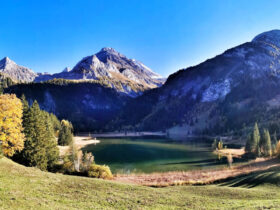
[114,158,280,187]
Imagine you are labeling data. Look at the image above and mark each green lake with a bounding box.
[82,137,234,174]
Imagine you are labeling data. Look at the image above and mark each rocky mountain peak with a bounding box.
[35,47,164,96]
[0,57,16,67]
[0,57,37,82]
[62,67,71,72]
[252,29,280,48]
[100,47,118,53]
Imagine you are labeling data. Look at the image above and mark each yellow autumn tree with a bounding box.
[0,94,25,157]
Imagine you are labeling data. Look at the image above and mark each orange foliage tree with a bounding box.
[0,94,25,157]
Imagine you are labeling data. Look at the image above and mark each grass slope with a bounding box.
[1,158,280,209]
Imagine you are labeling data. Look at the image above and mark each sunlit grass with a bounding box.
[1,157,280,209]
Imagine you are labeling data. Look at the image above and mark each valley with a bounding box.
[4,30,280,138]
[2,29,280,209]
[2,1,280,209]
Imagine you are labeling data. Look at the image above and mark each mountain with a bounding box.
[2,48,164,130]
[5,79,129,131]
[6,31,280,135]
[0,57,37,82]
[35,48,164,96]
[115,30,280,136]
[62,67,71,72]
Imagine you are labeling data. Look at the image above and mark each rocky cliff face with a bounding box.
[116,30,280,134]
[0,57,37,82]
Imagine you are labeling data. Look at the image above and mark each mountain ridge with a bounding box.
[35,47,165,96]
[114,29,280,136]
[1,48,164,96]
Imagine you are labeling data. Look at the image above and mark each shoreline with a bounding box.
[114,158,280,187]
[58,136,100,156]
[77,131,167,138]
[57,137,278,188]
[76,132,243,144]
[214,148,245,158]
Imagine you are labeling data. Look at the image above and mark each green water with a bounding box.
[83,137,225,174]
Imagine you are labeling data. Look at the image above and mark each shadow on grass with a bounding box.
[216,165,280,188]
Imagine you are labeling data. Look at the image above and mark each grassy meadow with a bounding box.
[1,157,280,209]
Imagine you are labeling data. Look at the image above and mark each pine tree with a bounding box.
[245,133,253,153]
[20,95,29,117]
[271,132,278,154]
[212,139,217,150]
[20,101,59,171]
[263,129,272,157]
[259,129,266,154]
[58,120,73,146]
[252,123,260,154]
[41,111,59,169]
[23,101,48,170]
[49,113,61,137]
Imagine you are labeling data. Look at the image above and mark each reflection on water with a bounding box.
[82,137,237,174]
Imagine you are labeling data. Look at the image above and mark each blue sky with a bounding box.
[0,0,280,77]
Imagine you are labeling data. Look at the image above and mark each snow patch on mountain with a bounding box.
[63,67,71,72]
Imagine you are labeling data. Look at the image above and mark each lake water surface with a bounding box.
[83,137,227,174]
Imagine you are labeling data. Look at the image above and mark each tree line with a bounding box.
[0,93,112,179]
[245,122,278,157]
[0,93,73,170]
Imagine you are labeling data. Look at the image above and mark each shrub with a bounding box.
[62,159,75,174]
[276,141,280,158]
[217,140,223,150]
[62,142,78,173]
[88,164,113,179]
[80,152,94,173]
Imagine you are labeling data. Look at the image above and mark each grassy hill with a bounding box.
[1,157,280,209]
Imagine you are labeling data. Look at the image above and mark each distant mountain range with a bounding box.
[2,48,164,131]
[4,30,280,135]
[1,48,164,96]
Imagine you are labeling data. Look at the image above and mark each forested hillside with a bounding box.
[113,30,280,137]
[5,79,129,132]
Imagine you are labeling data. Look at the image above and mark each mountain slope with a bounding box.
[116,30,280,135]
[35,48,164,96]
[5,79,129,131]
[0,57,37,82]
